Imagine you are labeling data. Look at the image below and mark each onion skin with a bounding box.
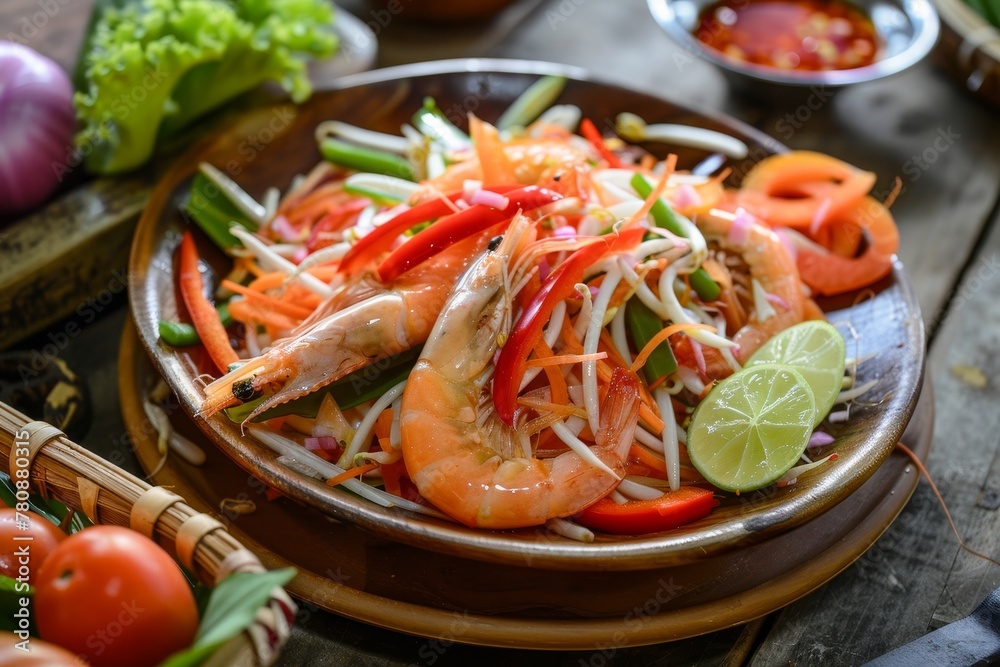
[0,41,76,216]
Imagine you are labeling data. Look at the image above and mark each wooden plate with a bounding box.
[120,321,933,649]
[128,59,926,570]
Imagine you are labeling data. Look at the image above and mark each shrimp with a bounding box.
[410,121,594,204]
[199,233,490,420]
[696,210,805,362]
[399,218,642,529]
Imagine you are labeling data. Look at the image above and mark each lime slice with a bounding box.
[744,321,846,426]
[687,364,817,493]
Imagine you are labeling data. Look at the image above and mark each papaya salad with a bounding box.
[164,76,900,539]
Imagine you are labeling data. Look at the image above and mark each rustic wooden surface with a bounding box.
[3,0,1000,664]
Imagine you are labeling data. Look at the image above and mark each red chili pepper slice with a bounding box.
[574,486,717,535]
[178,231,238,375]
[337,185,521,276]
[492,227,644,425]
[580,118,622,168]
[376,185,563,284]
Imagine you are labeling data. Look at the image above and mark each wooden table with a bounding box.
[4,0,1000,664]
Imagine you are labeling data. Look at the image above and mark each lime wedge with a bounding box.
[744,321,846,426]
[687,364,817,493]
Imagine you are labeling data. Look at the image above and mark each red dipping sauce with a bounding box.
[694,0,881,71]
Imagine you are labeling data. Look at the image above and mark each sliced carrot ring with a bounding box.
[737,151,876,230]
[796,196,899,296]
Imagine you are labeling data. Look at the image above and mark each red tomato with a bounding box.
[34,526,199,667]
[0,632,87,666]
[0,509,65,585]
[575,486,718,535]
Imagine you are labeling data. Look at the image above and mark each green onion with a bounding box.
[630,173,721,301]
[320,138,415,181]
[184,173,258,252]
[224,345,422,422]
[412,97,470,152]
[159,303,233,347]
[626,297,677,383]
[496,75,568,131]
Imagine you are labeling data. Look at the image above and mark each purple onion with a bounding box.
[0,41,76,215]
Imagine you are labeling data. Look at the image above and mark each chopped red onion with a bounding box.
[273,215,302,242]
[774,228,798,260]
[808,431,835,448]
[469,189,510,209]
[462,179,481,200]
[553,225,577,237]
[292,246,308,264]
[673,183,701,210]
[305,436,342,458]
[690,338,707,376]
[809,198,832,236]
[765,293,790,310]
[728,208,754,246]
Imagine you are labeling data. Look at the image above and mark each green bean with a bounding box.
[412,97,470,152]
[626,297,677,383]
[158,303,232,347]
[630,173,721,301]
[320,138,415,181]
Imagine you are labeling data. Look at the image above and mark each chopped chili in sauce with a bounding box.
[695,0,881,71]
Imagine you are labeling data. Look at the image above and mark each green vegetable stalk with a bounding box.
[630,173,721,301]
[74,0,338,175]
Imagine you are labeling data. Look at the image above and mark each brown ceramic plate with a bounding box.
[128,59,926,571]
[119,321,934,649]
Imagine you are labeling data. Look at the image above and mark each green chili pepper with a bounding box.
[630,173,721,301]
[320,138,415,181]
[626,297,677,383]
[158,303,233,347]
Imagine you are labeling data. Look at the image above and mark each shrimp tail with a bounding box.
[595,368,642,469]
[199,356,272,418]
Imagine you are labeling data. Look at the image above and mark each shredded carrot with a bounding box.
[560,315,586,354]
[221,280,314,320]
[237,257,267,279]
[227,299,298,331]
[639,154,657,173]
[630,443,667,473]
[532,340,570,407]
[647,374,669,391]
[374,408,394,440]
[326,462,378,487]
[526,352,607,368]
[517,396,586,418]
[248,271,290,292]
[377,437,393,454]
[630,323,714,375]
[380,460,405,497]
[598,330,630,370]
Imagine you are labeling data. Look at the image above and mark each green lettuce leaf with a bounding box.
[74,0,337,174]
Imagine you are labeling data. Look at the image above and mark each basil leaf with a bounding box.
[160,568,295,667]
